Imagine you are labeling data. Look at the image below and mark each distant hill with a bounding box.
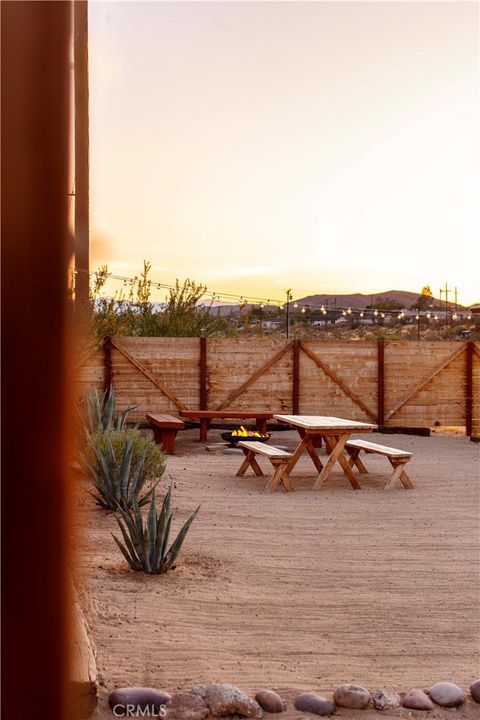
[293,290,465,311]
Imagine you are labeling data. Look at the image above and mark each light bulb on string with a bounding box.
[374,309,378,316]
[381,313,385,318]
[416,314,420,321]
[342,310,346,316]
[467,313,472,320]
[426,313,431,319]
[320,305,325,312]
[294,302,298,309]
[360,311,364,318]
[347,307,352,315]
[301,307,306,313]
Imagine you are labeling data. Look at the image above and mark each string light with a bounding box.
[360,311,364,318]
[415,314,420,320]
[381,312,385,318]
[347,307,352,315]
[426,313,431,319]
[374,309,378,316]
[467,313,472,320]
[301,307,306,313]
[294,302,299,309]
[342,310,347,316]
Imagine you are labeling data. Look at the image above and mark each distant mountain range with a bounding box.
[292,290,466,311]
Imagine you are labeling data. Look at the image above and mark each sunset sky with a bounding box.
[88,1,479,305]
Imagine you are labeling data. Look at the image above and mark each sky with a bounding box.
[88,1,480,305]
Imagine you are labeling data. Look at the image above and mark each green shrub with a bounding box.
[84,427,166,510]
[112,486,200,574]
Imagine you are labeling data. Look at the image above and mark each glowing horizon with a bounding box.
[88,2,480,306]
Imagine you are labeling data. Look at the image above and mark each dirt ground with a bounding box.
[74,429,480,719]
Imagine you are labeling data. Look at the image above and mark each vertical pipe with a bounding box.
[74,0,90,322]
[377,339,385,426]
[199,337,207,410]
[1,2,71,717]
[292,339,300,414]
[466,341,473,437]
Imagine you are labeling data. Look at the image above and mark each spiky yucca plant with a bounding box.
[85,433,163,510]
[83,386,136,434]
[112,487,200,574]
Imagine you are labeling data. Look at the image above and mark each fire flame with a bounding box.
[231,425,268,438]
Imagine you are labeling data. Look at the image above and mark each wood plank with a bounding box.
[377,339,385,425]
[237,441,292,458]
[293,339,300,414]
[216,340,294,410]
[384,344,466,421]
[346,438,412,458]
[111,338,188,411]
[274,414,376,431]
[300,341,377,422]
[200,337,208,410]
[466,341,473,437]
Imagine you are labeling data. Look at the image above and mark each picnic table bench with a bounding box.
[236,441,294,493]
[346,438,414,490]
[179,410,273,442]
[146,413,185,454]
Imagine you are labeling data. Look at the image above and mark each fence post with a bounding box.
[466,341,473,437]
[377,339,385,426]
[200,337,208,410]
[103,336,112,395]
[293,339,300,413]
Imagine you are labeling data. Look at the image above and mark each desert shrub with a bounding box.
[84,427,166,510]
[90,262,238,338]
[112,486,199,574]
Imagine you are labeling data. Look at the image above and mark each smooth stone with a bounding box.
[109,687,171,712]
[333,684,370,710]
[166,692,210,720]
[294,693,336,716]
[428,682,465,707]
[373,690,401,711]
[205,683,263,718]
[402,690,435,711]
[470,680,480,703]
[255,690,286,713]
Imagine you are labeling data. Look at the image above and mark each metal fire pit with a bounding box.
[221,431,271,447]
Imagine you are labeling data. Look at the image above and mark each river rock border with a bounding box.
[108,679,480,717]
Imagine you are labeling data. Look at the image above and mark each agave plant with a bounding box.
[112,486,200,574]
[84,432,163,510]
[82,386,136,434]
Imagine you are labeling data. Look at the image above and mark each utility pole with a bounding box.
[74,0,90,323]
[286,289,292,339]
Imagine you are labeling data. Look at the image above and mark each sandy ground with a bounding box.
[74,429,480,719]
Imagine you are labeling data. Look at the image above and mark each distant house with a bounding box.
[469,304,480,315]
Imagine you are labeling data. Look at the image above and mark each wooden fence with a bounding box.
[75,337,480,436]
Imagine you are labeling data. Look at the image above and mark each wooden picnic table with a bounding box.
[179,410,273,442]
[273,415,377,490]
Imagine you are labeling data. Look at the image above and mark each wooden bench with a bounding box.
[345,438,414,490]
[236,441,294,493]
[146,413,185,454]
